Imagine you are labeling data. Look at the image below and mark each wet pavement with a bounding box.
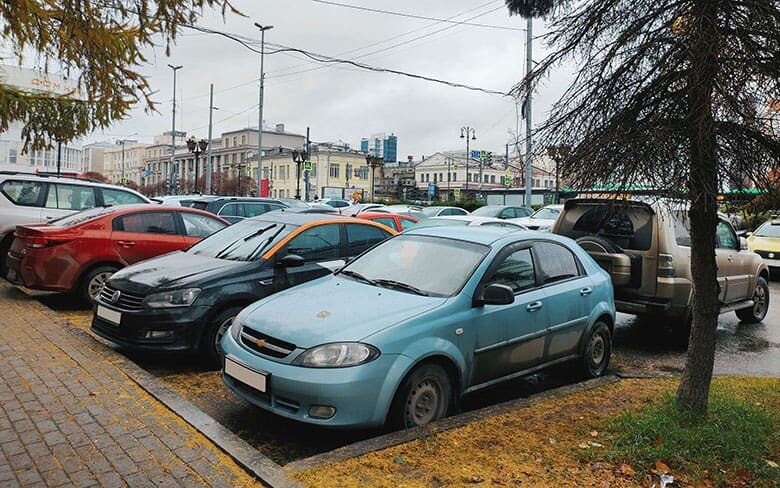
[32,279,779,465]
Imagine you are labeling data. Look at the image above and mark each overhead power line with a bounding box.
[310,0,526,32]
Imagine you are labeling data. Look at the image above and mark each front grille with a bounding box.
[240,327,296,359]
[99,284,145,311]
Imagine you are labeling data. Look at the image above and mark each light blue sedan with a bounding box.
[220,227,615,429]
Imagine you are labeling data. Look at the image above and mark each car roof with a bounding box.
[248,210,352,226]
[0,172,150,199]
[89,204,226,218]
[191,196,283,204]
[359,211,415,219]
[405,225,550,245]
[426,215,504,224]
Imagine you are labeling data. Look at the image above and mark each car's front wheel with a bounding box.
[389,363,452,430]
[736,277,770,324]
[202,307,242,368]
[580,322,612,378]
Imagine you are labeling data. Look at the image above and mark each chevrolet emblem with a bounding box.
[255,338,266,348]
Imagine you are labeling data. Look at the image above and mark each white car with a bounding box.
[510,204,564,231]
[153,194,211,206]
[409,215,528,231]
[420,206,469,218]
[0,172,150,273]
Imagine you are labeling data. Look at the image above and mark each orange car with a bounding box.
[357,211,418,232]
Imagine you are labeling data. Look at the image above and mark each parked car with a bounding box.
[420,206,469,218]
[339,203,388,216]
[319,198,351,208]
[410,215,527,231]
[5,205,227,304]
[91,213,397,365]
[747,216,780,272]
[0,172,150,275]
[552,198,770,327]
[510,204,564,231]
[152,194,213,207]
[470,205,533,219]
[220,227,614,428]
[357,212,419,232]
[276,199,338,214]
[189,197,287,224]
[383,204,425,217]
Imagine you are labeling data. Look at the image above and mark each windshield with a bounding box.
[422,207,445,217]
[187,219,295,261]
[411,218,469,229]
[531,207,561,220]
[49,206,115,226]
[470,207,500,217]
[755,222,780,238]
[339,235,489,297]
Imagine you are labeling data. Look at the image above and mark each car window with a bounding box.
[532,207,561,220]
[286,224,341,261]
[45,184,96,210]
[373,218,397,230]
[499,208,514,219]
[486,248,536,293]
[244,203,270,218]
[1,180,45,207]
[101,188,146,205]
[565,205,653,251]
[716,220,738,249]
[218,203,244,217]
[399,218,416,230]
[191,201,209,210]
[113,212,178,235]
[534,241,580,284]
[347,224,391,256]
[188,220,294,261]
[516,207,533,217]
[450,207,468,216]
[180,212,227,237]
[755,221,780,238]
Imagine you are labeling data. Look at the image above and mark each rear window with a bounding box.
[557,204,653,251]
[1,180,45,207]
[191,201,209,210]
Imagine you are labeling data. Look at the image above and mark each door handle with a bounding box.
[727,255,734,262]
[258,279,273,286]
[580,287,593,296]
[117,241,135,247]
[526,301,543,312]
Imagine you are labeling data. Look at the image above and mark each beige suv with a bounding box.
[552,199,770,327]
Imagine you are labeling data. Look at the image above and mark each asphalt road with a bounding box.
[34,279,779,465]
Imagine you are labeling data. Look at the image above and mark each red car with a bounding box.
[6,205,228,304]
[357,212,418,232]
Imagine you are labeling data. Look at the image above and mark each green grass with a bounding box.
[600,392,779,486]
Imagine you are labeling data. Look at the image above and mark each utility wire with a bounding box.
[310,0,525,32]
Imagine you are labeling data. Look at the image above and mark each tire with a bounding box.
[79,265,119,305]
[575,235,623,254]
[388,363,452,430]
[736,277,770,324]
[579,322,612,379]
[201,307,242,368]
[0,233,13,277]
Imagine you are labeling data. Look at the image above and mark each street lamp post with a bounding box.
[254,23,273,197]
[291,149,308,200]
[546,145,570,203]
[460,127,476,193]
[117,139,126,184]
[366,155,383,203]
[167,64,182,194]
[186,137,208,193]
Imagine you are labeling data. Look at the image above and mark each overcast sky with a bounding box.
[85,0,572,159]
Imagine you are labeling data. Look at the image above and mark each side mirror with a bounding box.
[745,232,752,237]
[277,254,305,268]
[739,237,748,251]
[476,284,515,306]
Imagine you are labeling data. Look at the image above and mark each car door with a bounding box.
[279,223,343,287]
[43,183,98,221]
[110,211,186,264]
[178,212,228,247]
[469,243,548,387]
[532,240,593,361]
[715,219,750,302]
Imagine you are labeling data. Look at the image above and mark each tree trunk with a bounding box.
[676,0,721,414]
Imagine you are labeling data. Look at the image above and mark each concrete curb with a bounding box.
[286,374,620,472]
[29,296,299,488]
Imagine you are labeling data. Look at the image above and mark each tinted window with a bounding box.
[180,212,227,237]
[499,208,515,219]
[188,220,294,261]
[716,220,738,249]
[450,207,468,216]
[101,188,146,205]
[191,201,209,210]
[399,218,416,230]
[45,184,96,210]
[219,203,244,217]
[566,205,653,251]
[286,224,341,261]
[534,241,580,284]
[347,224,391,256]
[113,212,178,234]
[373,218,397,230]
[486,248,536,293]
[1,180,44,206]
[244,203,270,218]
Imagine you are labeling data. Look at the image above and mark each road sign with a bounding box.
[428,183,437,199]
[303,160,312,171]
[471,150,480,159]
[503,176,511,188]
[453,188,461,199]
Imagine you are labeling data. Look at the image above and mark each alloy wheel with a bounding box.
[88,272,113,299]
[753,284,767,318]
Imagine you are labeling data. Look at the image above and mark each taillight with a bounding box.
[658,253,676,277]
[25,236,72,249]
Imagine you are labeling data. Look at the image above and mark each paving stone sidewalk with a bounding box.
[0,283,259,487]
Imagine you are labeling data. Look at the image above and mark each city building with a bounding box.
[103,140,149,185]
[413,151,521,200]
[0,65,83,173]
[360,133,398,164]
[374,157,418,200]
[81,141,115,175]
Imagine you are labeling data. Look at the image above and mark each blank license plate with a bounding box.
[96,305,121,325]
[225,356,267,393]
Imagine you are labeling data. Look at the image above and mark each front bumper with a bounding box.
[91,302,212,353]
[220,331,412,428]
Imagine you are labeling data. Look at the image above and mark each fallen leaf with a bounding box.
[653,437,664,447]
[548,438,556,445]
[579,443,590,449]
[766,460,778,468]
[617,463,636,476]
[655,460,671,474]
[470,475,485,483]
[589,430,599,437]
[589,441,603,448]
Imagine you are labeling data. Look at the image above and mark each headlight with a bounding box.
[229,307,252,342]
[144,288,201,308]
[292,343,380,368]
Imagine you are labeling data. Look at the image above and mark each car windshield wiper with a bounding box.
[214,224,277,260]
[373,279,429,296]
[248,225,287,261]
[339,269,377,286]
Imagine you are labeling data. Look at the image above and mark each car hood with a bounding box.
[239,275,447,348]
[748,235,780,252]
[108,251,246,294]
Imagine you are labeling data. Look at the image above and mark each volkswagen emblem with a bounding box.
[109,290,121,304]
